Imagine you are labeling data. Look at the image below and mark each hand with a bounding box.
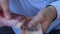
[0,17,18,26]
[0,13,25,27]
[0,0,25,27]
[0,4,24,27]
[0,0,11,19]
[28,6,57,32]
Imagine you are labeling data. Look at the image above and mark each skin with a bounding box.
[0,0,57,33]
[28,6,57,32]
[0,0,11,19]
[0,0,23,27]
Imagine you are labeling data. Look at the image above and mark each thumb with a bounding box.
[28,15,43,28]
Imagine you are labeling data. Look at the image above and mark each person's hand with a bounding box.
[0,17,18,26]
[0,7,24,27]
[28,6,57,32]
[0,13,25,27]
[0,0,11,19]
[0,0,25,27]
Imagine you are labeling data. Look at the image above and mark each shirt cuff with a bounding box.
[50,1,60,19]
[45,1,60,33]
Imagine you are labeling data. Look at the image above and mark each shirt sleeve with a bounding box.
[45,0,60,33]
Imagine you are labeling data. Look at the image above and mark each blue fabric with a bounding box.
[46,0,60,33]
[9,0,60,34]
[12,27,22,34]
[9,0,39,17]
[50,0,60,30]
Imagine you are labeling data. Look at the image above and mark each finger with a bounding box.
[28,20,38,28]
[0,17,19,26]
[42,19,52,32]
[1,0,11,19]
[3,6,11,19]
[14,18,26,28]
[37,24,43,34]
[28,16,42,28]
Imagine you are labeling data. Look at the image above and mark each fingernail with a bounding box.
[28,23,32,28]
